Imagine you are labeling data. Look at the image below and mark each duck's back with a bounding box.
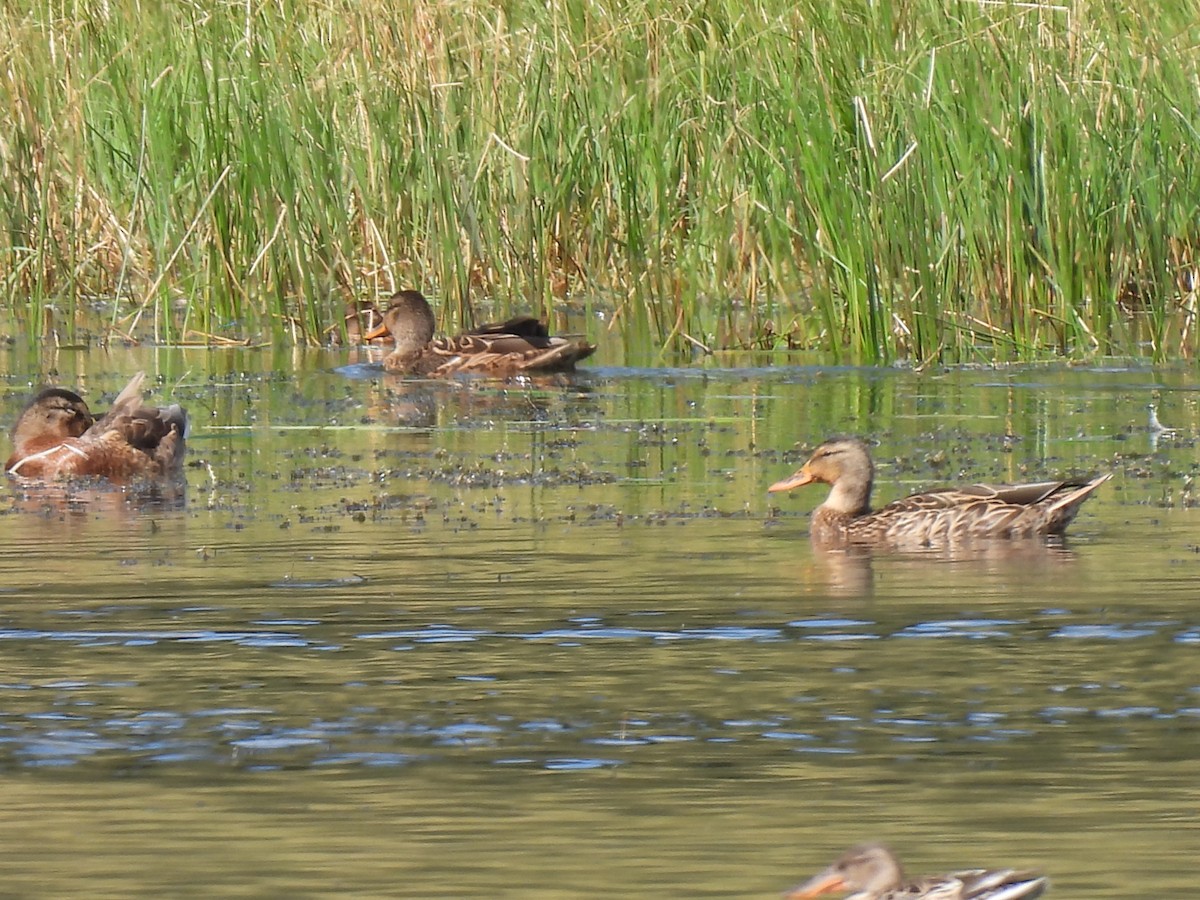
[879,869,1046,900]
[98,403,188,455]
[832,474,1111,548]
[429,331,596,375]
[466,315,550,340]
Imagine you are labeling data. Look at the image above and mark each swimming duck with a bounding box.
[364,290,596,376]
[768,437,1110,547]
[6,372,188,482]
[785,843,1048,900]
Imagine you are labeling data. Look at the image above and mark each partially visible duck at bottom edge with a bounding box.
[785,843,1048,900]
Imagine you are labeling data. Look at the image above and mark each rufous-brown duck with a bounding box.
[785,843,1048,900]
[6,372,188,482]
[364,290,596,376]
[769,436,1110,548]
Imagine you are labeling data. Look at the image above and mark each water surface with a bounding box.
[0,350,1196,896]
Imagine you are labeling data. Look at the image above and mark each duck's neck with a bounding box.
[821,477,872,517]
[395,331,430,355]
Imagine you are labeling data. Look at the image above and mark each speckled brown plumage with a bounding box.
[365,290,596,376]
[6,372,188,482]
[785,843,1048,900]
[769,437,1110,548]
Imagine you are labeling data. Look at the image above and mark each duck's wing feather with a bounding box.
[466,315,550,340]
[892,876,965,900]
[955,868,1048,900]
[430,333,596,375]
[885,869,1046,900]
[91,371,147,428]
[105,405,188,453]
[855,473,1111,543]
[86,373,188,475]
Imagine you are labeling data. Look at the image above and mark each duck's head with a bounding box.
[785,843,904,898]
[365,290,437,356]
[768,436,874,510]
[10,387,94,454]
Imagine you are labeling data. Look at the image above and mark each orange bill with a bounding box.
[364,322,390,341]
[783,871,847,898]
[767,468,815,493]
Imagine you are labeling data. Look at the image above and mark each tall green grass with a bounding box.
[1,0,1199,362]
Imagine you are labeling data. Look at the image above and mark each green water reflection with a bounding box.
[0,349,1196,896]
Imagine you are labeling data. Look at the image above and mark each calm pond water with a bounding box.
[0,345,1197,897]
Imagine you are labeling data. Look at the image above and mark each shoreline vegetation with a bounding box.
[2,1,1198,363]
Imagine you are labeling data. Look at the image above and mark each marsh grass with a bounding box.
[2,0,1199,362]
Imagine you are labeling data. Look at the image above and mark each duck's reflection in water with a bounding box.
[804,537,1083,600]
[357,374,596,431]
[807,546,877,598]
[5,478,187,520]
[377,381,439,429]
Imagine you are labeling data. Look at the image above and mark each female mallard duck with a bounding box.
[768,437,1110,547]
[6,372,188,482]
[785,843,1048,900]
[364,290,596,376]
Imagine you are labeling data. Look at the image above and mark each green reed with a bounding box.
[1,0,1199,362]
